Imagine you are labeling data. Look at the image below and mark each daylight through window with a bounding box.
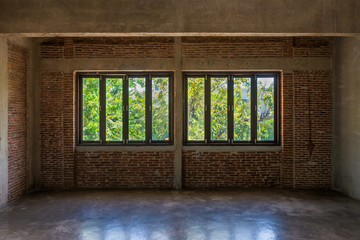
[78,72,173,145]
[184,72,280,145]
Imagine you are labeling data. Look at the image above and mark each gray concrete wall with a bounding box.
[333,37,360,200]
[0,0,359,36]
[0,38,8,207]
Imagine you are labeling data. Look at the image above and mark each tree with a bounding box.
[82,75,275,143]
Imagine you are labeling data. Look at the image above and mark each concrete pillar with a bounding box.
[174,37,183,189]
[0,37,8,206]
[28,39,41,190]
[333,37,360,200]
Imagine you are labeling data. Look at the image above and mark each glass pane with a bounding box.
[129,77,146,141]
[187,77,205,141]
[210,77,228,141]
[106,78,123,141]
[257,77,275,141]
[82,77,100,141]
[234,77,251,141]
[152,77,169,141]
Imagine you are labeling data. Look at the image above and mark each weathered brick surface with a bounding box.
[182,37,332,59]
[293,37,333,57]
[40,39,64,58]
[39,37,333,190]
[182,37,294,58]
[183,151,281,188]
[181,37,332,189]
[8,40,28,202]
[63,73,75,188]
[76,151,174,188]
[293,71,332,188]
[40,72,64,188]
[41,37,175,58]
[281,73,294,188]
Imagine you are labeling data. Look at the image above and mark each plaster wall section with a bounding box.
[333,37,360,200]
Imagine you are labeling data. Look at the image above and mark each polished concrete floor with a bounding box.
[0,190,360,240]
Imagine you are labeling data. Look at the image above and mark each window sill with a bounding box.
[182,145,282,152]
[76,145,176,152]
[76,145,281,152]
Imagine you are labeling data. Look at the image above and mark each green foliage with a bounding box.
[234,78,251,141]
[187,78,205,140]
[106,78,123,141]
[186,76,274,142]
[257,78,274,141]
[152,77,169,140]
[83,78,100,141]
[211,77,227,140]
[129,77,146,141]
[81,75,275,143]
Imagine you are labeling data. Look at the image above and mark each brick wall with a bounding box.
[41,37,175,58]
[183,151,281,188]
[76,151,174,188]
[182,37,293,58]
[39,37,333,189]
[8,40,28,201]
[181,37,332,189]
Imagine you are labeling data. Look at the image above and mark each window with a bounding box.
[77,72,173,145]
[184,72,280,145]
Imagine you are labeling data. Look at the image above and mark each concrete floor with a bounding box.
[0,190,360,240]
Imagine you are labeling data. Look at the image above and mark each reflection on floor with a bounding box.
[0,189,360,240]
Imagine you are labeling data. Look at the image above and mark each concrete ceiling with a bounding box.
[0,0,359,37]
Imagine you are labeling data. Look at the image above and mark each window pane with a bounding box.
[210,77,227,141]
[129,77,146,141]
[152,77,169,141]
[257,77,275,141]
[187,77,205,141]
[106,78,123,141]
[234,77,251,141]
[82,77,100,141]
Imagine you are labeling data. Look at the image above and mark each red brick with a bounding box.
[8,40,28,202]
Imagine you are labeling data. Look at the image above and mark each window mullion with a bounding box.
[99,75,106,144]
[78,76,84,144]
[123,75,129,144]
[205,75,211,144]
[183,75,188,144]
[146,75,152,144]
[228,75,234,144]
[251,75,257,144]
[275,74,280,144]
